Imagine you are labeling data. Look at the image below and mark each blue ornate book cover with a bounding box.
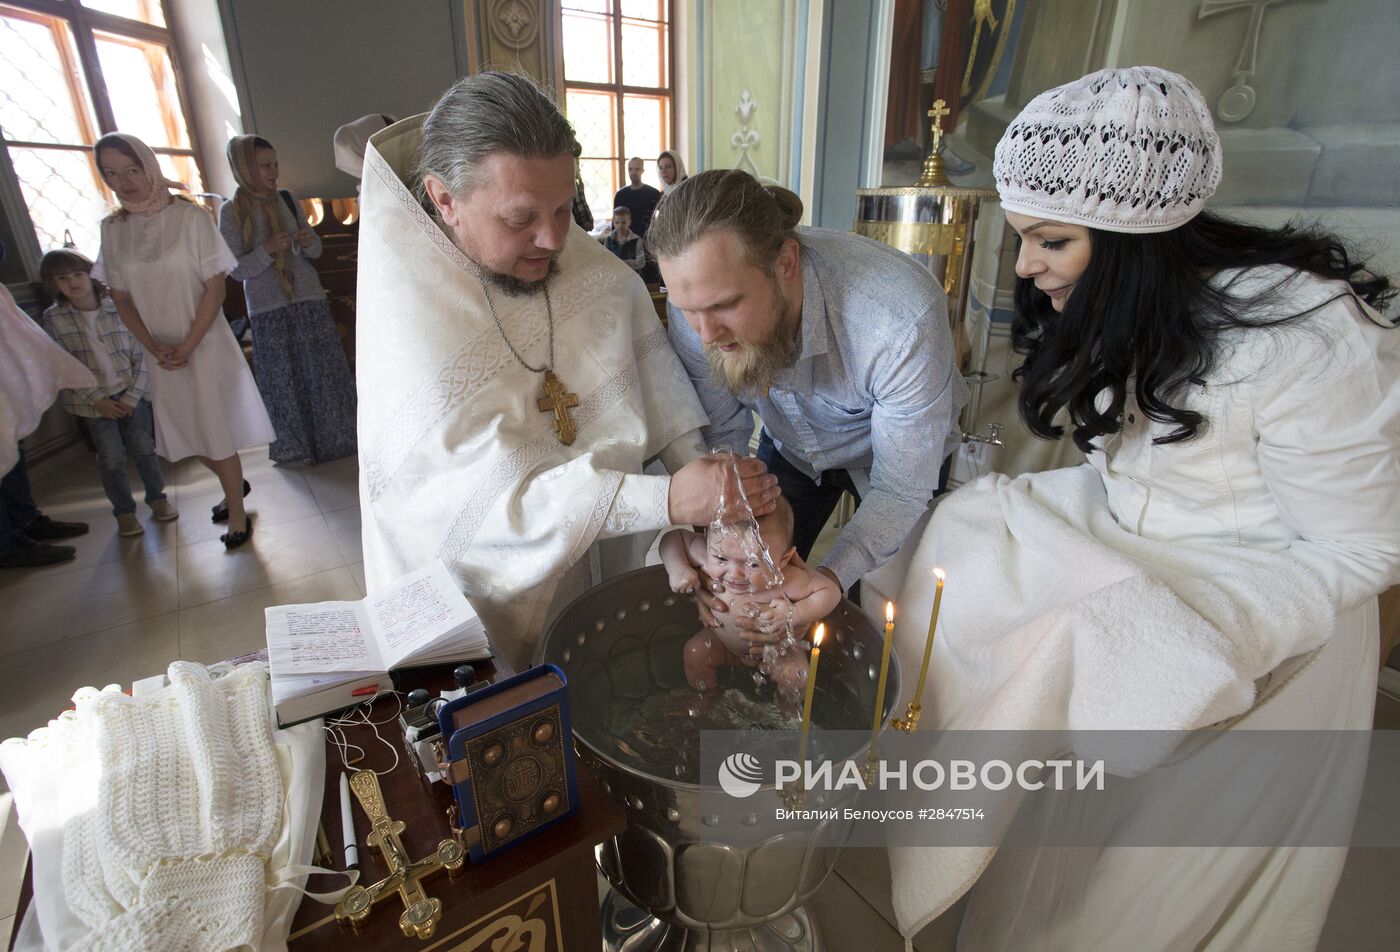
[436,664,579,862]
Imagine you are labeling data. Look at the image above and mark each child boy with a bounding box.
[603,207,646,273]
[40,249,177,537]
[660,496,841,709]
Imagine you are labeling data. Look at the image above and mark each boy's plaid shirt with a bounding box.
[39,296,149,417]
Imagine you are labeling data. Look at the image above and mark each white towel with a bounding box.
[887,465,1333,938]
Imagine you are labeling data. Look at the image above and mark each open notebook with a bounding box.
[266,560,491,725]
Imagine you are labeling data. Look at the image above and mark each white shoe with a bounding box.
[150,498,179,522]
[117,513,144,537]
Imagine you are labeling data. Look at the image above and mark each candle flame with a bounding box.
[885,601,895,623]
[813,623,825,647]
[934,567,947,581]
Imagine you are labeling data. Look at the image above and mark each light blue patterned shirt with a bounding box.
[667,227,967,589]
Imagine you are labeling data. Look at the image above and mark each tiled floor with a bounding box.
[2,445,1397,949]
[0,445,365,746]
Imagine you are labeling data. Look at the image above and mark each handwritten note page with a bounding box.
[266,604,381,674]
[369,560,476,665]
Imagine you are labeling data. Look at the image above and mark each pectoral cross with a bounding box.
[537,370,579,446]
[334,770,466,939]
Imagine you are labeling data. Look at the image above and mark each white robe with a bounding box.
[0,287,94,475]
[889,272,1400,949]
[355,117,708,670]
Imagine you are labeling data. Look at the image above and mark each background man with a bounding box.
[649,169,966,602]
[611,157,660,237]
[355,74,777,668]
[612,157,661,283]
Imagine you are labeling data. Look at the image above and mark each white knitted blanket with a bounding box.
[3,662,282,950]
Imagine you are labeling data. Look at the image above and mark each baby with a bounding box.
[660,497,841,709]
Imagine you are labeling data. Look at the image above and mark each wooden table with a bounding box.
[288,685,627,951]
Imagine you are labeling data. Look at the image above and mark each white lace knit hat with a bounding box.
[993,66,1222,234]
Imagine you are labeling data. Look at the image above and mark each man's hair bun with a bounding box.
[766,186,803,230]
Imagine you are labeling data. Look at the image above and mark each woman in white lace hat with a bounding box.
[952,66,1399,950]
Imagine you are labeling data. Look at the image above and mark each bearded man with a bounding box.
[355,74,778,669]
[650,169,966,599]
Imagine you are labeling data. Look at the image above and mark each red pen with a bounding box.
[351,685,379,697]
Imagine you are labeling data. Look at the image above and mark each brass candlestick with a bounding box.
[334,770,467,939]
[892,700,923,732]
[780,783,807,810]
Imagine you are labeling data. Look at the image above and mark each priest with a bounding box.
[356,71,778,669]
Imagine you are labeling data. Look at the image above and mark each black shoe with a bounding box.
[23,514,90,540]
[221,514,254,550]
[0,537,77,568]
[211,480,252,524]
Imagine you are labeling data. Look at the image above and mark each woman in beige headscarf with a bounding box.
[93,132,274,549]
[219,134,357,466]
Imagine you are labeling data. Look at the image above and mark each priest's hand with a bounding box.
[668,454,780,526]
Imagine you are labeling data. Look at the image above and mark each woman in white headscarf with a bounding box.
[657,148,688,193]
[93,132,274,549]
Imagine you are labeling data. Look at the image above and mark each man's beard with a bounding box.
[704,285,800,397]
[479,256,560,297]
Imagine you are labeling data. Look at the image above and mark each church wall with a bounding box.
[168,0,244,199]
[686,0,894,230]
[806,0,892,230]
[994,0,1400,207]
[1113,0,1400,130]
[215,0,462,198]
[697,0,795,184]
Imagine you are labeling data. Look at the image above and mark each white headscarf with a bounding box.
[658,149,688,193]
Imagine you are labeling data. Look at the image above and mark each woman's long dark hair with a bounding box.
[1012,211,1395,452]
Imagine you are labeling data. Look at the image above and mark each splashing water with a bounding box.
[705,449,803,692]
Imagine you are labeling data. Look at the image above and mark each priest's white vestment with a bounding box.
[356,117,708,669]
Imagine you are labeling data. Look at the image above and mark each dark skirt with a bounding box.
[248,299,358,464]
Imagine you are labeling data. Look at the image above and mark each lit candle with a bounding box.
[910,569,945,712]
[796,624,825,783]
[870,602,895,744]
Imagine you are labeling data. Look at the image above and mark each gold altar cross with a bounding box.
[334,770,466,940]
[917,99,954,187]
[537,369,579,446]
[927,99,952,154]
